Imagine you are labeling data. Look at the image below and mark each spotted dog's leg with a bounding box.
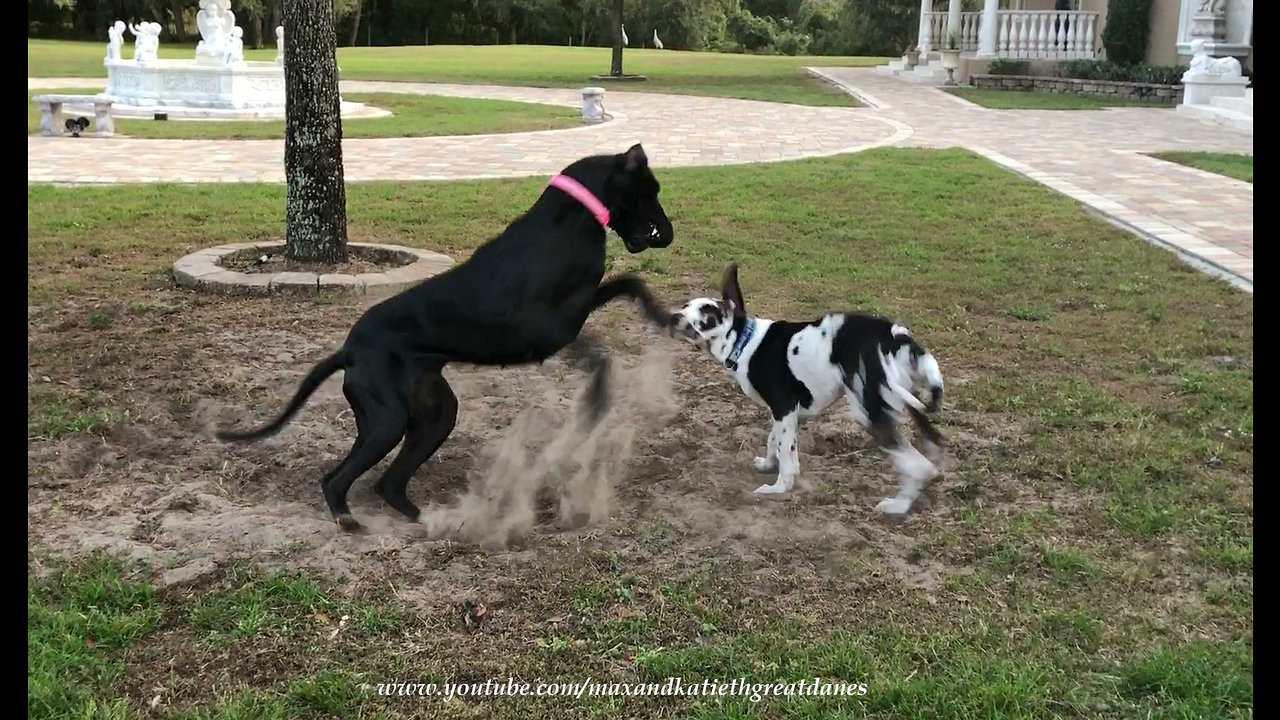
[753,423,779,473]
[850,346,938,517]
[844,387,870,429]
[867,416,939,517]
[754,411,799,494]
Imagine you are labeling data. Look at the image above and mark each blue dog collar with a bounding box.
[724,318,756,371]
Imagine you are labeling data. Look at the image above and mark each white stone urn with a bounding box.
[940,42,962,86]
[581,86,606,122]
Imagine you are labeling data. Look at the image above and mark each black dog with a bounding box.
[65,116,91,137]
[217,144,675,532]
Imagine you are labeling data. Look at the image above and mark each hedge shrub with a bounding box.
[986,59,1031,75]
[1056,59,1184,85]
[1102,0,1153,66]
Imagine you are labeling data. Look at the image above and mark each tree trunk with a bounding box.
[610,0,624,75]
[346,0,363,46]
[283,0,348,263]
[169,0,188,42]
[251,12,263,49]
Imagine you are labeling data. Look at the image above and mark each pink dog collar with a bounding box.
[547,174,610,228]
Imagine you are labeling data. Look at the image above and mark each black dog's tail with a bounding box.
[216,350,347,442]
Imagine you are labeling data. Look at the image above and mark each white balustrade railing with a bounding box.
[997,10,1099,59]
[918,8,1100,59]
[920,11,980,52]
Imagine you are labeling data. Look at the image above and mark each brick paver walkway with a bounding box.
[26,77,910,182]
[27,69,1252,288]
[812,68,1253,288]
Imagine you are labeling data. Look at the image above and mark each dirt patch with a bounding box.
[27,298,1044,610]
[221,246,409,275]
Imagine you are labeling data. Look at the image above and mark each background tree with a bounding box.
[27,0,934,57]
[609,0,624,75]
[282,0,348,263]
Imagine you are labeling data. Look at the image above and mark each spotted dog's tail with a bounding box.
[912,347,944,413]
[877,327,944,415]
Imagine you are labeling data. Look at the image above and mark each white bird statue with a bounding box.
[621,23,628,46]
[653,29,663,49]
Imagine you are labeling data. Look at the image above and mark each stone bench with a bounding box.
[32,93,115,137]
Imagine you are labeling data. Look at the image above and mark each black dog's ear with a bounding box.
[721,263,746,318]
[623,143,648,172]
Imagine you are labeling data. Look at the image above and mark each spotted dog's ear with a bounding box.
[721,263,746,319]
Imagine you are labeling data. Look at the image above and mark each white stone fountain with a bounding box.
[102,1,285,118]
[99,1,382,120]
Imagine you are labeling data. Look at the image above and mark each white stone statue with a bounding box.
[224,26,245,65]
[196,0,239,65]
[1197,0,1224,14]
[220,2,238,47]
[106,21,125,61]
[1187,38,1242,77]
[652,29,663,49]
[128,21,160,64]
[195,1,219,60]
[275,26,285,65]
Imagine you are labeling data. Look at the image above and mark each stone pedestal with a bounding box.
[1181,72,1250,106]
[581,87,606,122]
[105,58,285,111]
[1188,12,1227,42]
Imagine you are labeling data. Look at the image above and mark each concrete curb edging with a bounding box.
[172,241,455,295]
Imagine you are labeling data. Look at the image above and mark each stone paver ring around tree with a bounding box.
[173,242,455,295]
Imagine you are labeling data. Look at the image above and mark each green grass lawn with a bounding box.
[27,87,579,139]
[1151,151,1254,184]
[28,39,882,106]
[946,87,1161,110]
[28,148,1252,719]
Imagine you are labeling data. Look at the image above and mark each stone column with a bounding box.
[978,0,1000,56]
[946,0,962,48]
[918,0,933,51]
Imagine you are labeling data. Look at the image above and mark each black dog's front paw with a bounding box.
[335,513,366,534]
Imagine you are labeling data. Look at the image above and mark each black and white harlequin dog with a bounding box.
[670,264,946,517]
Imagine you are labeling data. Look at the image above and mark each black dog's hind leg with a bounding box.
[591,274,673,328]
[373,367,459,521]
[322,368,409,532]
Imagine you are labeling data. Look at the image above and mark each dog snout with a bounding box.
[667,315,700,341]
[667,314,685,338]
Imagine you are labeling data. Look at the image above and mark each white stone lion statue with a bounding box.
[1187,38,1242,77]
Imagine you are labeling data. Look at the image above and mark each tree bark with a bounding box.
[284,0,348,263]
[251,12,263,49]
[169,0,188,42]
[610,0,624,75]
[346,0,363,46]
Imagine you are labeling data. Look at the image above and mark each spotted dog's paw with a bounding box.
[874,497,913,516]
[753,456,778,473]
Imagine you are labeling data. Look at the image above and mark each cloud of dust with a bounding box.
[419,347,678,548]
